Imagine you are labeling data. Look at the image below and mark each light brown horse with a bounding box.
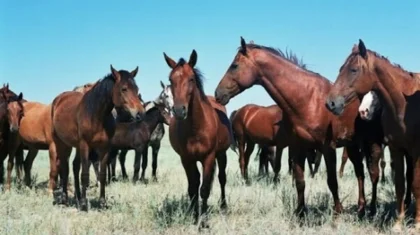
[3,82,98,193]
[325,39,420,231]
[230,104,322,184]
[163,50,231,228]
[51,65,145,211]
[214,37,385,218]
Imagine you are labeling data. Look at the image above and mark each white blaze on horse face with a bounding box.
[359,91,375,121]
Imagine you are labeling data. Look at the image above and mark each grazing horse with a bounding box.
[214,37,384,218]
[338,91,387,182]
[112,81,174,182]
[325,39,420,231]
[107,102,171,183]
[51,65,145,211]
[163,50,231,228]
[229,104,322,184]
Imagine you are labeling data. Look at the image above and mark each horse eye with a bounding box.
[230,63,238,70]
[122,87,128,92]
[350,68,358,73]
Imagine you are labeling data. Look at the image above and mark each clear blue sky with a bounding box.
[1,1,419,113]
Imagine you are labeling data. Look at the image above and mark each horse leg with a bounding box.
[323,146,343,215]
[182,160,200,225]
[364,141,381,216]
[48,142,59,196]
[307,150,315,178]
[133,149,142,183]
[217,152,227,209]
[346,144,366,218]
[140,146,148,183]
[107,149,118,182]
[380,150,386,184]
[200,153,216,228]
[55,140,72,206]
[339,147,349,178]
[258,146,267,177]
[0,145,7,186]
[119,150,128,180]
[389,147,405,232]
[97,148,109,209]
[237,138,246,183]
[404,153,413,209]
[273,146,283,184]
[6,137,20,190]
[14,145,24,184]
[313,149,322,176]
[292,147,307,217]
[78,140,91,211]
[23,147,38,187]
[72,150,81,204]
[151,142,160,182]
[411,155,420,231]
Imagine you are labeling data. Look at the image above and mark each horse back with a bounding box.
[208,96,232,151]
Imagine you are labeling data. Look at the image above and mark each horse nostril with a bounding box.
[330,101,335,107]
[360,110,365,116]
[135,112,143,121]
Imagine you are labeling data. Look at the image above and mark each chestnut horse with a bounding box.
[325,40,419,230]
[51,65,145,211]
[163,50,231,228]
[214,37,385,218]
[229,104,322,184]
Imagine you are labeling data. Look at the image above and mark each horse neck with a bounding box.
[86,83,114,123]
[254,51,331,125]
[373,59,417,126]
[142,109,162,135]
[184,87,210,133]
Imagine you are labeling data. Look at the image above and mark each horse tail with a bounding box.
[228,110,239,155]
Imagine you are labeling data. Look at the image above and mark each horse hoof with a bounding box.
[152,177,158,183]
[339,171,344,178]
[99,198,108,209]
[245,180,251,186]
[392,222,403,233]
[199,220,210,230]
[140,178,149,184]
[79,199,88,212]
[220,201,228,211]
[294,207,307,218]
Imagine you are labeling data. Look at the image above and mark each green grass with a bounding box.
[0,130,413,234]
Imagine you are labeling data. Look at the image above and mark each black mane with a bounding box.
[176,58,207,101]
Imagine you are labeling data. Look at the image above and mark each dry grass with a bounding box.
[0,132,415,235]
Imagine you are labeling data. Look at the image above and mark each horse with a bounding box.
[229,104,322,184]
[106,102,171,183]
[254,144,276,176]
[51,65,145,211]
[0,84,25,189]
[163,50,231,228]
[325,39,420,231]
[326,40,420,230]
[338,91,387,182]
[214,37,385,218]
[110,81,174,182]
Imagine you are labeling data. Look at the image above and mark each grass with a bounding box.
[0,130,415,234]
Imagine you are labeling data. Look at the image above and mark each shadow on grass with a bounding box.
[150,194,195,228]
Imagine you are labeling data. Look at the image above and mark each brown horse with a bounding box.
[107,102,171,183]
[0,84,25,189]
[325,39,420,231]
[229,104,322,184]
[51,65,145,211]
[214,37,385,218]
[163,50,231,228]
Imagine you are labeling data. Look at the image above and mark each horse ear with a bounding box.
[160,80,165,89]
[240,36,247,55]
[131,66,139,78]
[110,65,121,82]
[163,53,176,69]
[17,92,23,101]
[189,50,197,68]
[358,39,367,58]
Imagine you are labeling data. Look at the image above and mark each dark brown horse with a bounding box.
[163,50,231,228]
[229,104,322,184]
[214,37,384,218]
[51,65,145,211]
[0,84,25,189]
[107,102,171,183]
[325,39,419,231]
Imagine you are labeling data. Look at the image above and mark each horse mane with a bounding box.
[83,71,135,117]
[244,44,327,80]
[368,50,414,78]
[176,58,208,101]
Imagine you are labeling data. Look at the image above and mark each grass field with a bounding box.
[0,129,414,235]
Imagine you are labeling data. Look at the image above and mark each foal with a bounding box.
[164,50,231,228]
[108,102,171,183]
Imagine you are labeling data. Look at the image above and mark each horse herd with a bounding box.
[0,37,418,231]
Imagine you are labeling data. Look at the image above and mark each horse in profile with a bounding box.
[51,65,145,211]
[111,81,174,182]
[326,39,420,231]
[229,104,322,184]
[163,50,231,228]
[214,37,385,218]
